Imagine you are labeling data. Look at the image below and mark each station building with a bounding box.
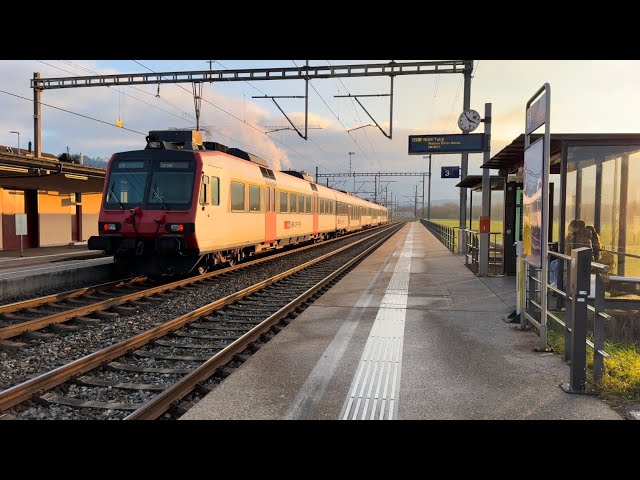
[0,145,105,251]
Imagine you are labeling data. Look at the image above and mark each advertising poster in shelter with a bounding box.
[522,137,544,268]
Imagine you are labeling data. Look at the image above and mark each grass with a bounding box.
[547,329,640,402]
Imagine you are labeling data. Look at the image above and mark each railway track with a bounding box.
[0,222,403,419]
[0,224,394,349]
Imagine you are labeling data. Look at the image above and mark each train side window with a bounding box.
[266,187,271,212]
[305,195,311,214]
[290,193,297,213]
[298,195,304,213]
[279,191,288,213]
[249,185,261,212]
[199,175,210,205]
[320,199,324,214]
[210,177,219,206]
[231,182,245,211]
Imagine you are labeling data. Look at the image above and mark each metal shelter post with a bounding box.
[479,103,492,276]
[458,60,473,253]
[565,247,591,393]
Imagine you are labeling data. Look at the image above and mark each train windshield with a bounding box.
[105,159,148,209]
[147,160,196,210]
[104,156,196,210]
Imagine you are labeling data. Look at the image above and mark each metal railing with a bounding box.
[522,247,612,392]
[422,221,504,275]
[464,230,503,275]
[421,220,458,253]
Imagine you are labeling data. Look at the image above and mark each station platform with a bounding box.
[181,222,622,420]
[0,243,106,267]
[0,244,113,302]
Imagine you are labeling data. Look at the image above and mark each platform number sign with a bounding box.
[441,166,460,178]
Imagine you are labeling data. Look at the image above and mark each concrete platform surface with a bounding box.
[0,245,114,302]
[181,222,622,421]
[0,244,108,270]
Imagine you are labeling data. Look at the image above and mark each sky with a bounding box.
[1,60,640,209]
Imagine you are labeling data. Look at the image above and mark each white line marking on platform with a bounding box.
[340,223,414,420]
[282,240,401,420]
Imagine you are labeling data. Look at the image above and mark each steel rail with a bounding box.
[0,224,400,412]
[125,223,403,420]
[0,277,145,314]
[0,225,392,340]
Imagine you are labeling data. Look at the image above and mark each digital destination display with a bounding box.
[408,134,485,154]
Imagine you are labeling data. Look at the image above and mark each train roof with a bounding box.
[142,129,386,210]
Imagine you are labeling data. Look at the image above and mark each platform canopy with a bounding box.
[0,149,105,194]
[479,133,640,174]
[455,175,504,191]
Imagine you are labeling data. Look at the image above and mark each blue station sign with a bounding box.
[408,133,485,154]
[441,166,460,178]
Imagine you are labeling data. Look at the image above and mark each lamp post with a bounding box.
[9,131,20,155]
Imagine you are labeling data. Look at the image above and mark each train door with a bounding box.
[313,193,319,235]
[265,185,276,243]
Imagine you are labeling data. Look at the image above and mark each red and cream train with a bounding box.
[88,130,388,275]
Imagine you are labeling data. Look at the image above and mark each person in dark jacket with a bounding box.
[585,225,603,262]
[549,219,592,288]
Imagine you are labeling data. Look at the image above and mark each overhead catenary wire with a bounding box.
[0,88,146,135]
[132,60,317,166]
[214,60,331,169]
[2,84,289,168]
[326,60,383,171]
[38,61,195,123]
[431,73,440,124]
[291,60,376,171]
[48,60,191,119]
[447,76,464,126]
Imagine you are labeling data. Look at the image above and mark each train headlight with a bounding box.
[100,222,121,232]
[164,223,195,233]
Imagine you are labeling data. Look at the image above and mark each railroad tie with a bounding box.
[91,311,120,320]
[72,316,101,325]
[49,323,81,332]
[22,331,55,340]
[111,305,137,314]
[0,339,27,351]
[38,392,139,411]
